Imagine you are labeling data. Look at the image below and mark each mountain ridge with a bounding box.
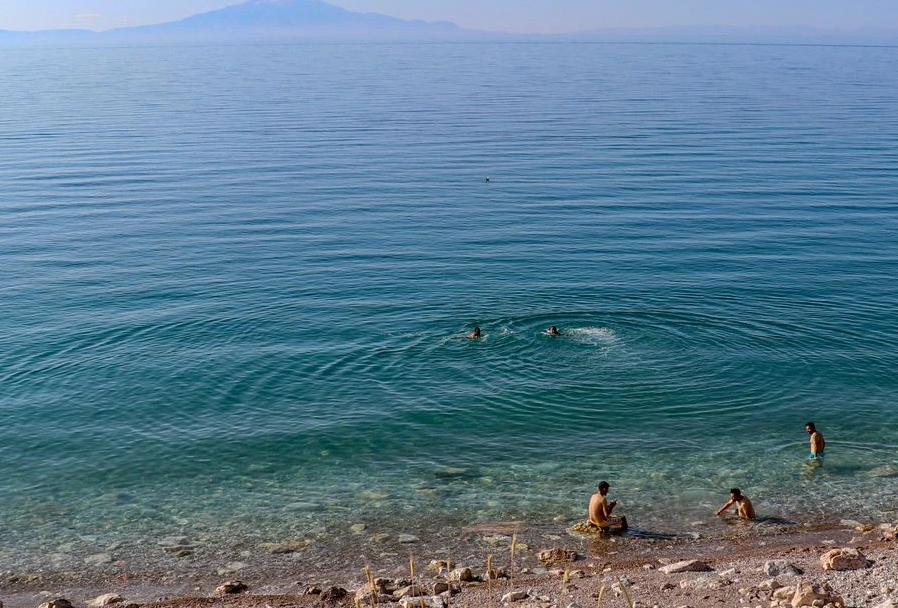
[2,0,897,44]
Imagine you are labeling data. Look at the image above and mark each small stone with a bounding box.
[757,578,783,591]
[393,585,429,599]
[501,590,528,602]
[483,534,512,547]
[38,600,73,608]
[398,597,444,608]
[820,547,871,571]
[763,560,802,576]
[215,581,248,595]
[484,567,507,580]
[872,600,896,608]
[659,560,711,574]
[318,587,347,603]
[790,582,843,608]
[398,534,419,544]
[567,603,583,608]
[369,533,391,542]
[89,594,123,608]
[447,567,473,582]
[304,586,322,595]
[538,547,578,565]
[428,559,453,571]
[772,586,795,601]
[351,523,367,533]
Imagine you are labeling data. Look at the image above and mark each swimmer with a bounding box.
[806,422,825,460]
[466,326,481,339]
[546,326,562,336]
[715,488,755,520]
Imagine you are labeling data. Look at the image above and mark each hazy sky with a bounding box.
[2,0,898,33]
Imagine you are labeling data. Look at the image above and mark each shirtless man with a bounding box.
[588,481,628,530]
[546,326,562,336]
[806,422,825,460]
[466,327,481,339]
[715,488,755,520]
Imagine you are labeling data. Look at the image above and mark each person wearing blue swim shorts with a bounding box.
[806,422,825,460]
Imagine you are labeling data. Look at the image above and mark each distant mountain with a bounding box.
[105,0,461,39]
[0,0,463,43]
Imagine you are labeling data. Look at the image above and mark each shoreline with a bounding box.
[3,520,896,608]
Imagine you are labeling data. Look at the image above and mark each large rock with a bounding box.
[790,581,844,608]
[538,548,577,565]
[659,560,711,574]
[820,547,871,571]
[764,560,803,576]
[89,594,124,608]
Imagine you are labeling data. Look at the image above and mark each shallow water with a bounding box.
[1,40,898,569]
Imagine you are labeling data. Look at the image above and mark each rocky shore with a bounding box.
[2,521,896,608]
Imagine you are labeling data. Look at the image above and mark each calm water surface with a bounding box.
[1,41,898,568]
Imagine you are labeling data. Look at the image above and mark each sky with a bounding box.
[2,0,898,34]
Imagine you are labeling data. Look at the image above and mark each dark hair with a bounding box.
[805,422,816,431]
[729,488,742,496]
[598,481,610,491]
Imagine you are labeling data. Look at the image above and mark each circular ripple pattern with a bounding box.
[1,42,897,565]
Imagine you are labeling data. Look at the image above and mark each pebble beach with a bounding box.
[4,519,898,608]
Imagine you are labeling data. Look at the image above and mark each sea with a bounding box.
[1,40,897,572]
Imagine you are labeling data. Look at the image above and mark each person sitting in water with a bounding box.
[466,326,481,339]
[588,481,628,530]
[546,325,562,336]
[715,488,755,520]
[806,422,825,460]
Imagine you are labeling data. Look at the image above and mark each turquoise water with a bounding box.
[1,41,898,566]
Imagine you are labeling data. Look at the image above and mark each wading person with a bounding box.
[715,488,755,520]
[806,422,825,460]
